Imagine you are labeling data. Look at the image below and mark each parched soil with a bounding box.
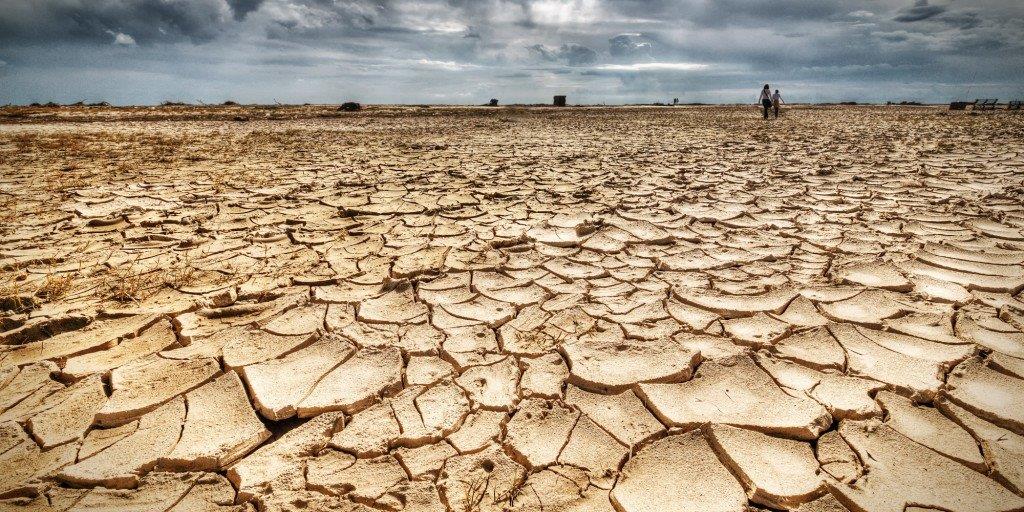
[1,105,1024,511]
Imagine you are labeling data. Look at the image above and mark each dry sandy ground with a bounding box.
[1,105,1024,512]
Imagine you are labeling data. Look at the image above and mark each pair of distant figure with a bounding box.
[758,84,784,119]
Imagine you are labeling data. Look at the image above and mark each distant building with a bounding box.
[553,95,567,107]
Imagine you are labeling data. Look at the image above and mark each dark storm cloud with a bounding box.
[528,44,598,66]
[0,0,1022,104]
[527,44,557,62]
[560,44,598,66]
[0,0,234,44]
[226,0,266,21]
[599,0,848,27]
[939,11,981,30]
[879,33,910,43]
[894,0,947,23]
[609,34,656,59]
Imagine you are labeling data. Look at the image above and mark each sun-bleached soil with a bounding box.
[1,104,1024,511]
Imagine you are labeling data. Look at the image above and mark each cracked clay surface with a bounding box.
[1,104,1024,511]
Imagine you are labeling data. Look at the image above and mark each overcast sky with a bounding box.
[1,0,1022,105]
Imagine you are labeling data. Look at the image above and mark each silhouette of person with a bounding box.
[758,84,772,120]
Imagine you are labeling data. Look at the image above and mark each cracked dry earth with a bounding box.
[1,105,1024,512]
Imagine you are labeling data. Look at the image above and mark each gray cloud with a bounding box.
[894,0,947,23]
[939,11,981,30]
[528,43,598,66]
[227,0,266,20]
[0,0,232,44]
[609,34,656,59]
[0,0,1022,105]
[527,44,556,62]
[560,44,598,66]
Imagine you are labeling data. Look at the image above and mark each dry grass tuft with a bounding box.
[458,476,487,512]
[101,264,150,303]
[512,328,565,352]
[35,273,74,301]
[162,256,198,288]
[0,278,35,313]
[0,196,17,226]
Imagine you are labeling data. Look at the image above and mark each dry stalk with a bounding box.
[35,272,74,301]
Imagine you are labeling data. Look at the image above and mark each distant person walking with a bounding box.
[758,84,772,119]
[772,89,784,118]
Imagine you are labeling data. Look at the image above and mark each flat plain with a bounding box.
[1,104,1024,512]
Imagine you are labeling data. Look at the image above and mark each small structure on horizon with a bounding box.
[489,98,499,106]
[340,102,361,111]
[553,95,567,107]
[973,99,998,111]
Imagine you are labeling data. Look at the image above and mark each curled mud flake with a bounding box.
[706,424,825,509]
[563,323,701,393]
[638,356,832,440]
[59,396,185,488]
[62,318,178,380]
[829,322,945,401]
[222,328,318,369]
[0,314,161,367]
[158,372,271,471]
[611,430,747,512]
[772,327,845,371]
[239,333,355,420]
[830,420,1024,512]
[69,472,203,511]
[95,356,219,427]
[757,356,883,420]
[297,345,403,417]
[0,425,77,497]
[937,398,1024,495]
[818,290,906,328]
[816,430,862,484]
[308,452,408,505]
[673,287,797,319]
[876,391,986,470]
[944,357,1024,435]
[25,374,106,448]
[834,261,912,292]
[564,384,663,447]
[228,411,343,502]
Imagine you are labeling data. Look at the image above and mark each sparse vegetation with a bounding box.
[100,263,151,302]
[0,278,34,313]
[162,255,198,289]
[511,327,565,352]
[458,475,488,512]
[35,272,74,301]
